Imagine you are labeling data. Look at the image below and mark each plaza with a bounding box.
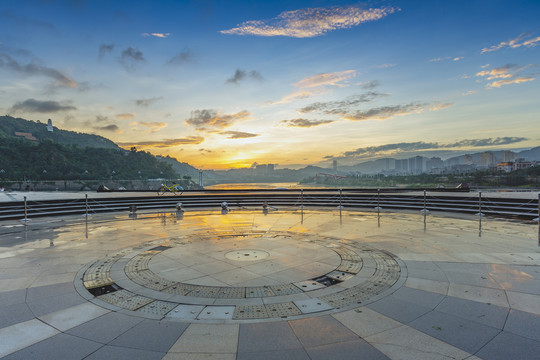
[0,201,539,359]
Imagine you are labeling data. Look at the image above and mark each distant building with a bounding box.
[332,159,337,172]
[497,162,513,173]
[502,150,516,162]
[480,152,495,168]
[463,154,473,165]
[513,160,534,171]
[47,119,53,132]
[267,164,275,172]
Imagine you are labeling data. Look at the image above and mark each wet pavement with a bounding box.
[0,207,539,359]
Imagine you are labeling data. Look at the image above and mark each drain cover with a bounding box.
[225,249,270,261]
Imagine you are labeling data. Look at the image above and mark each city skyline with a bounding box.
[1,0,539,169]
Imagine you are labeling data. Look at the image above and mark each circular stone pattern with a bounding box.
[78,231,405,322]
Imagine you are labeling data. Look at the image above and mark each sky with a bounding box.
[1,0,539,169]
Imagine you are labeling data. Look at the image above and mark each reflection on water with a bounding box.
[205,182,322,190]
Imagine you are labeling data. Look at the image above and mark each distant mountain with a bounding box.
[0,116,119,149]
[517,146,540,161]
[157,156,218,181]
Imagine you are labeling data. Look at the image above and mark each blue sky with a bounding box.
[1,0,539,169]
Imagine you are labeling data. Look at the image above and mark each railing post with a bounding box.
[84,194,89,217]
[338,189,343,209]
[374,188,382,210]
[534,192,540,222]
[21,196,30,223]
[476,191,485,216]
[421,189,429,213]
[300,189,304,209]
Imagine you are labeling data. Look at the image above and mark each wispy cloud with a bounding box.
[98,44,114,60]
[226,69,263,84]
[135,97,162,107]
[372,63,396,69]
[117,136,205,148]
[279,118,335,128]
[130,121,168,133]
[0,53,77,88]
[429,55,464,62]
[186,109,251,131]
[341,101,452,121]
[142,32,171,38]
[220,131,260,139]
[482,33,540,53]
[95,124,120,132]
[220,5,398,38]
[330,137,528,159]
[269,70,357,105]
[476,63,535,88]
[120,47,145,70]
[298,92,388,114]
[115,113,135,120]
[167,49,194,65]
[10,98,76,113]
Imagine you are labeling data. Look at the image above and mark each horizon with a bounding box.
[1,1,539,170]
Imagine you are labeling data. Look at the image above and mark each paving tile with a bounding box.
[435,295,508,329]
[332,307,402,338]
[366,295,432,324]
[447,283,508,307]
[238,322,303,353]
[504,309,540,341]
[366,324,476,360]
[404,277,448,295]
[168,324,239,353]
[0,302,35,329]
[85,344,164,360]
[66,311,145,344]
[38,302,110,331]
[0,288,27,307]
[237,349,310,360]
[0,319,59,358]
[390,286,445,309]
[476,331,540,360]
[26,292,87,317]
[110,319,189,352]
[506,291,540,315]
[408,310,500,354]
[289,315,358,348]
[2,333,102,360]
[26,281,77,301]
[306,339,389,360]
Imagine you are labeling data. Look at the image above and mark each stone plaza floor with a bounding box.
[0,206,539,359]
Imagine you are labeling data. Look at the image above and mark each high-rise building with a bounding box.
[47,119,53,132]
[480,152,495,167]
[502,150,517,162]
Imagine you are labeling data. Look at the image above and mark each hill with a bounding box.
[0,115,119,149]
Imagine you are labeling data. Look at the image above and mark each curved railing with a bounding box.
[1,189,539,221]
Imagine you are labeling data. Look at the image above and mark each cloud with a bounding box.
[120,47,145,70]
[269,70,357,105]
[331,137,528,159]
[142,32,171,38]
[476,63,535,88]
[98,44,114,59]
[280,118,335,128]
[0,53,77,88]
[453,56,464,61]
[220,5,397,38]
[341,101,452,121]
[168,49,194,65]
[130,121,168,133]
[117,136,204,148]
[0,9,56,32]
[95,115,108,122]
[95,124,120,132]
[482,33,540,53]
[186,109,251,131]
[115,113,135,120]
[10,98,76,113]
[135,97,162,106]
[220,131,260,139]
[372,63,395,69]
[429,56,464,62]
[360,80,380,90]
[298,91,388,114]
[226,69,264,84]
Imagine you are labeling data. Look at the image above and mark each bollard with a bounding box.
[476,191,485,216]
[176,202,184,213]
[374,188,382,211]
[421,189,429,213]
[129,204,137,218]
[21,196,30,223]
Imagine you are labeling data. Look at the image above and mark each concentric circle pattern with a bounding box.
[81,231,404,321]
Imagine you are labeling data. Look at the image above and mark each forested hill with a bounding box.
[0,115,119,149]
